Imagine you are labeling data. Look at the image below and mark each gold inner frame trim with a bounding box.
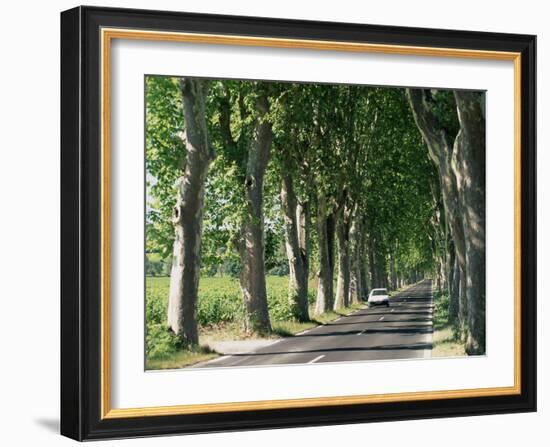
[100,27,522,420]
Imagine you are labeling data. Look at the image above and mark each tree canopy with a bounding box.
[145,76,485,355]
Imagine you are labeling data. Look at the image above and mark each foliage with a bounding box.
[145,77,185,258]
[433,289,452,331]
[145,282,181,358]
[363,88,438,278]
[145,77,439,283]
[145,252,170,277]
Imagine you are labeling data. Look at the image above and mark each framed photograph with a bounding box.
[60,6,536,441]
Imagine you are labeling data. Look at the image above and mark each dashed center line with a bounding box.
[378,316,385,321]
[308,355,325,364]
[356,329,366,336]
[391,309,395,312]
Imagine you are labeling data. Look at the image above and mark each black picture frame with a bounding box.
[61,5,536,441]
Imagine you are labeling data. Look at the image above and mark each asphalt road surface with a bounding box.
[198,279,434,368]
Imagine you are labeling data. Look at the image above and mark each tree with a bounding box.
[348,204,364,303]
[236,89,274,334]
[167,78,215,345]
[406,88,485,354]
[311,86,340,314]
[454,91,486,354]
[272,85,315,321]
[280,167,309,320]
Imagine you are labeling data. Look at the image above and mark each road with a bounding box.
[197,279,433,368]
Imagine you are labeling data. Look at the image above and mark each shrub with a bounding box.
[197,290,244,325]
[146,323,180,359]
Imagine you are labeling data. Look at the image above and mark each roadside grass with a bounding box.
[432,326,466,357]
[272,320,317,337]
[146,345,218,370]
[272,303,366,337]
[431,289,466,357]
[146,276,367,368]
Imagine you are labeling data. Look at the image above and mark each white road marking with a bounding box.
[378,316,385,321]
[356,329,366,336]
[308,355,325,364]
[391,308,395,312]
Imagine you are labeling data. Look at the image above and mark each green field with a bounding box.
[147,275,316,326]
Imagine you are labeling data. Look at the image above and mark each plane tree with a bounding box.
[146,76,218,346]
[407,88,486,354]
[270,83,318,321]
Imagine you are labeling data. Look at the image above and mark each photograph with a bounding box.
[144,76,486,370]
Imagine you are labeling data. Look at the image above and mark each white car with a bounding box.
[368,288,390,307]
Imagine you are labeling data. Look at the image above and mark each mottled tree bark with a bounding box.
[437,256,445,293]
[449,248,460,323]
[349,208,363,304]
[334,203,352,309]
[454,91,486,354]
[389,254,397,291]
[360,220,370,297]
[281,173,309,321]
[238,93,273,335]
[315,194,334,314]
[297,200,310,286]
[368,233,378,288]
[167,79,215,345]
[326,213,336,283]
[360,254,369,298]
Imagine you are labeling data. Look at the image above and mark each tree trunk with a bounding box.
[167,79,215,345]
[238,92,273,335]
[281,173,309,321]
[349,208,363,304]
[454,91,486,355]
[315,194,334,314]
[449,250,460,323]
[368,233,377,288]
[438,256,445,293]
[389,253,397,291]
[334,204,352,309]
[360,255,369,299]
[326,213,336,283]
[374,248,387,289]
[297,199,310,302]
[457,261,468,340]
[361,228,373,299]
